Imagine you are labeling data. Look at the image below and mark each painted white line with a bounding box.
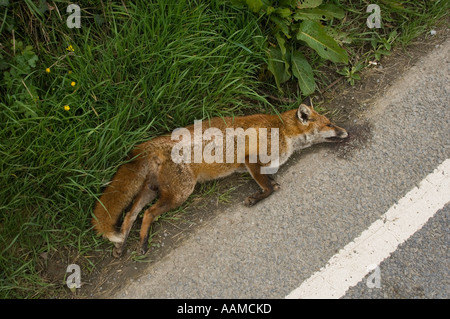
[286,158,450,299]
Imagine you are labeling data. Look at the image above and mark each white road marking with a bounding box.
[286,158,450,299]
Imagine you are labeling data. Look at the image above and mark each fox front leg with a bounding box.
[243,160,280,206]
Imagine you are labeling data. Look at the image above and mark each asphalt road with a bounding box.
[112,38,449,299]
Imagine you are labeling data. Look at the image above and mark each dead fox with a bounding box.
[92,98,348,257]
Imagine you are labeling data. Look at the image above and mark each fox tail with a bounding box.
[92,151,149,243]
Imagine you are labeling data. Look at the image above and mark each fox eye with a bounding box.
[326,123,333,128]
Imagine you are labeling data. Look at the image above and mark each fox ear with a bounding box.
[297,104,312,125]
[301,96,313,109]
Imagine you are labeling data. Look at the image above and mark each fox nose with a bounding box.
[339,130,348,139]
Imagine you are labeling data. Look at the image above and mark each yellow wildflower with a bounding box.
[45,68,51,73]
[71,81,76,87]
[68,70,72,74]
[64,105,70,111]
[66,44,74,52]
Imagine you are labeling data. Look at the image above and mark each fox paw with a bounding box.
[139,246,149,256]
[244,195,258,207]
[139,240,149,255]
[112,245,124,258]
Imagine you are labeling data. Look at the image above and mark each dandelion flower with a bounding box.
[64,105,70,111]
[46,68,51,73]
[71,81,76,87]
[66,44,74,52]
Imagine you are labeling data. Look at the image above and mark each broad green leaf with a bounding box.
[297,20,348,64]
[296,0,322,9]
[291,51,315,96]
[274,8,292,18]
[293,5,345,21]
[275,32,287,56]
[267,47,291,91]
[27,55,38,68]
[246,0,263,12]
[318,4,345,19]
[323,26,352,45]
[23,46,38,68]
[293,9,332,20]
[270,15,291,39]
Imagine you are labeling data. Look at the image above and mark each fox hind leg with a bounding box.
[138,162,195,255]
[138,190,192,255]
[113,182,157,258]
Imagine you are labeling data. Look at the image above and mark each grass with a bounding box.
[0,0,448,298]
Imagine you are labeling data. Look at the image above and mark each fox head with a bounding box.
[294,98,348,145]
